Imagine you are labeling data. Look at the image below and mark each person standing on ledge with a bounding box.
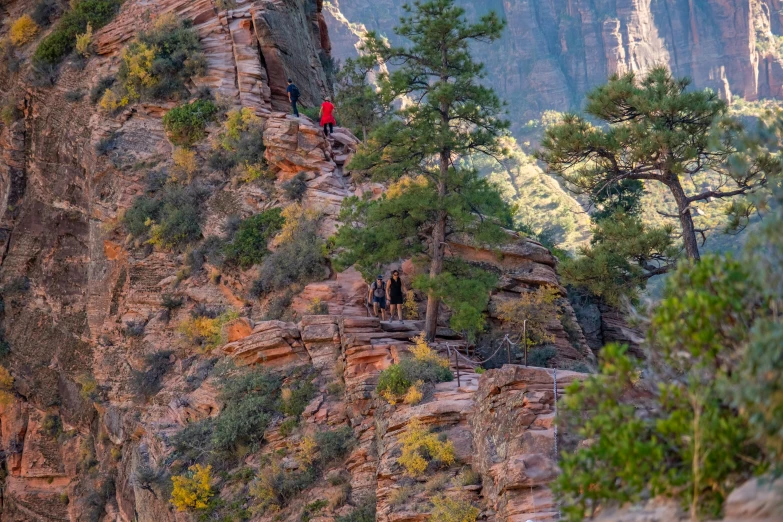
[369,275,387,321]
[387,270,406,322]
[287,79,300,117]
[320,96,336,137]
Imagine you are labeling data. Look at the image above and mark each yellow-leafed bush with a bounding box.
[387,174,428,199]
[171,464,213,511]
[403,290,419,319]
[75,23,93,57]
[0,365,14,406]
[496,285,560,347]
[220,107,262,150]
[402,380,423,405]
[178,310,239,350]
[397,418,455,476]
[121,42,157,100]
[10,15,39,46]
[99,89,129,112]
[172,147,198,180]
[377,335,453,404]
[296,435,318,468]
[430,496,479,522]
[410,334,450,368]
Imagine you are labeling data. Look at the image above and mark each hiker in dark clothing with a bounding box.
[368,275,387,321]
[287,79,300,117]
[387,270,406,322]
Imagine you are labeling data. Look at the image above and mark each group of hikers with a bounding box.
[286,79,407,323]
[287,79,336,138]
[368,270,407,322]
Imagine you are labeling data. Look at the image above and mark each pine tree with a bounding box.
[538,67,782,261]
[561,179,677,305]
[335,0,510,339]
[334,56,389,142]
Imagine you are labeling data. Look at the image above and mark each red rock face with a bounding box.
[325,0,783,132]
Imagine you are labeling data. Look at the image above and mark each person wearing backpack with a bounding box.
[287,79,300,117]
[368,274,388,321]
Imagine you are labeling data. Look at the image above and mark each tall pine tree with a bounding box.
[334,56,389,142]
[538,67,781,261]
[335,0,510,339]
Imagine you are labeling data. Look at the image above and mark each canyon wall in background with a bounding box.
[326,0,783,132]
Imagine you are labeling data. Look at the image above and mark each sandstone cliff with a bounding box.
[325,0,783,131]
[0,1,599,520]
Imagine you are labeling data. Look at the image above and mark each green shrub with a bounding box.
[162,100,218,146]
[40,414,63,438]
[300,107,319,121]
[376,357,453,400]
[173,368,281,464]
[278,417,298,437]
[96,14,205,107]
[34,0,123,65]
[187,236,227,273]
[527,345,557,368]
[278,378,316,417]
[32,0,62,27]
[0,99,21,126]
[253,211,327,296]
[376,364,410,398]
[223,209,284,269]
[302,499,328,522]
[90,75,115,103]
[262,291,294,320]
[334,498,376,522]
[557,254,763,522]
[173,366,317,466]
[161,294,184,311]
[65,89,85,102]
[315,427,354,464]
[123,320,146,337]
[377,335,453,402]
[124,185,207,249]
[251,462,317,513]
[209,107,266,179]
[282,173,308,201]
[131,351,174,398]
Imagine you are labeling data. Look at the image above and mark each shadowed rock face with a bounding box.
[325,0,783,133]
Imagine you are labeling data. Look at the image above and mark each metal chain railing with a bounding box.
[444,334,527,387]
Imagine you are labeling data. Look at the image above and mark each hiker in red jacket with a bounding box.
[320,97,336,137]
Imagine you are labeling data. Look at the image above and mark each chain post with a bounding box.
[454,346,461,388]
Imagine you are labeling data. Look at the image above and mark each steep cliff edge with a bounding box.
[0,1,597,520]
[325,0,783,130]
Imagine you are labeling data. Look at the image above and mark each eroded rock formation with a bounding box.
[325,0,783,131]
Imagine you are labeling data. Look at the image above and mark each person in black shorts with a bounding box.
[387,270,407,322]
[369,275,387,321]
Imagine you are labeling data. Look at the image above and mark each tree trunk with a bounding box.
[424,48,452,340]
[669,177,701,261]
[424,150,449,340]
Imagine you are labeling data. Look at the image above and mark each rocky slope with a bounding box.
[325,0,783,130]
[0,1,779,521]
[0,1,602,520]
